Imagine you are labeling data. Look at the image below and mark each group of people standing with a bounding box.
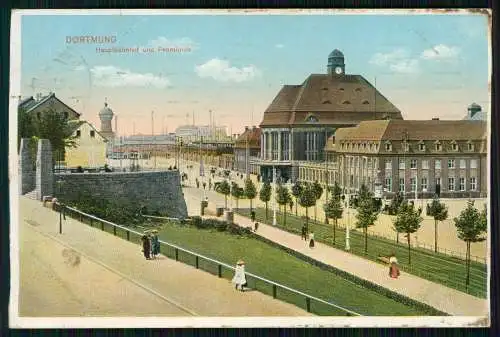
[301,224,315,248]
[232,259,247,291]
[140,229,161,260]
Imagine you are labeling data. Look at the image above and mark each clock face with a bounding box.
[335,67,343,74]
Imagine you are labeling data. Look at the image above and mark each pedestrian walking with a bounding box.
[232,259,247,291]
[389,252,400,279]
[254,222,259,232]
[150,229,160,259]
[309,232,315,248]
[141,234,151,260]
[250,209,256,222]
[301,224,307,241]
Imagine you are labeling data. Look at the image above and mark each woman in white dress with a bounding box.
[232,259,247,291]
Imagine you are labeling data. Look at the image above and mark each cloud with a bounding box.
[370,49,419,74]
[74,65,86,71]
[90,65,171,89]
[420,44,460,60]
[275,44,284,48]
[194,58,260,82]
[148,37,198,50]
[389,59,419,74]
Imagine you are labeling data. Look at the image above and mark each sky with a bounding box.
[18,10,490,136]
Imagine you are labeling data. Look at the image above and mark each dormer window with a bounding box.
[90,130,95,138]
[385,141,392,152]
[355,87,362,92]
[403,142,410,152]
[435,141,442,151]
[322,100,331,104]
[63,111,69,119]
[305,114,319,123]
[418,142,426,151]
[451,141,458,151]
[363,143,367,149]
[339,88,345,91]
[468,142,474,151]
[362,100,370,105]
[342,100,351,104]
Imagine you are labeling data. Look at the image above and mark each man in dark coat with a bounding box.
[141,234,151,260]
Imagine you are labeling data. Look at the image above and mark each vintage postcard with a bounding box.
[9,9,491,328]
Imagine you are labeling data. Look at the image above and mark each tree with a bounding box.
[298,183,317,232]
[35,109,78,164]
[312,180,324,221]
[259,181,272,219]
[244,178,257,210]
[392,201,423,265]
[355,198,379,253]
[428,198,449,253]
[18,107,78,164]
[324,191,343,245]
[331,181,342,200]
[389,192,404,215]
[291,181,303,216]
[357,184,371,207]
[18,107,36,150]
[454,200,487,291]
[231,182,244,209]
[276,184,291,226]
[215,180,231,209]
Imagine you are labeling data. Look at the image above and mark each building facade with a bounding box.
[19,92,81,121]
[234,126,261,175]
[257,49,403,182]
[65,120,108,168]
[323,119,487,199]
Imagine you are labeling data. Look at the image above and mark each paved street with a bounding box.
[136,157,487,260]
[181,185,488,317]
[17,197,311,317]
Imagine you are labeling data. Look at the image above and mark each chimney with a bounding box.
[432,118,439,121]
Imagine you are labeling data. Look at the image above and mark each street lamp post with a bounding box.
[56,179,65,234]
[345,192,350,251]
[272,166,277,226]
[229,172,233,211]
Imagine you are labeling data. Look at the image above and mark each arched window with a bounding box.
[362,100,370,104]
[342,100,351,104]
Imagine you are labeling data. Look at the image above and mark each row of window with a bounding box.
[385,158,479,170]
[75,130,95,138]
[340,141,476,152]
[384,177,478,192]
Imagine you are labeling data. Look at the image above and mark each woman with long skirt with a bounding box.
[232,259,247,291]
[141,234,151,260]
[389,252,400,279]
[309,232,315,248]
[151,230,160,259]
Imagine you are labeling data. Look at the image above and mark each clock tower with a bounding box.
[327,49,345,76]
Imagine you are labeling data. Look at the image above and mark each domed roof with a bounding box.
[99,102,114,117]
[329,49,344,58]
[468,102,481,110]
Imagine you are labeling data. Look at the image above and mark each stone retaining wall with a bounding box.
[53,170,188,218]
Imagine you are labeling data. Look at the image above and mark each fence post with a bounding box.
[175,248,179,261]
[272,285,277,299]
[126,230,130,241]
[113,226,117,236]
[306,297,311,312]
[101,222,105,231]
[195,256,199,269]
[218,265,222,278]
[90,218,93,227]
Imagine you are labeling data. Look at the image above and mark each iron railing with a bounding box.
[58,204,361,317]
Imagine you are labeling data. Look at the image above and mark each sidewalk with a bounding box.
[183,187,488,317]
[18,197,311,317]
